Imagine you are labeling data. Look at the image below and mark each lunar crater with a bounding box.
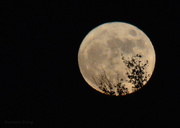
[129,29,137,36]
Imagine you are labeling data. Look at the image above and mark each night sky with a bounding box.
[0,0,180,127]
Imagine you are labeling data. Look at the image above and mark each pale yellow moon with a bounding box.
[78,22,156,96]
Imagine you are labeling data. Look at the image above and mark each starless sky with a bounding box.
[0,0,179,127]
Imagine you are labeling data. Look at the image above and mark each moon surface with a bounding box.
[78,22,155,96]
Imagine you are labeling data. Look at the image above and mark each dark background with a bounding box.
[0,0,180,127]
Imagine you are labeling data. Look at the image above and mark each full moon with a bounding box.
[78,22,156,96]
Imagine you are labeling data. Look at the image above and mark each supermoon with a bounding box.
[78,22,156,96]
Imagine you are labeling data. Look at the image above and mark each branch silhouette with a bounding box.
[121,53,150,92]
[92,70,129,96]
[92,54,149,96]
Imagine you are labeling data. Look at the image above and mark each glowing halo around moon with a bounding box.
[78,22,156,96]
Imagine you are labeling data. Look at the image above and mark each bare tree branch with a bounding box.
[122,54,150,92]
[92,70,129,96]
